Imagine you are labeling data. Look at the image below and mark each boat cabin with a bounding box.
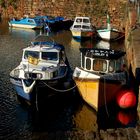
[22,44,65,65]
[21,35,66,65]
[74,17,91,24]
[16,42,66,80]
[71,17,93,31]
[80,48,126,74]
[11,17,42,25]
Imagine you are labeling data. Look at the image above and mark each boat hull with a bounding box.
[9,23,43,29]
[97,29,124,41]
[10,73,69,102]
[73,67,127,111]
[74,78,99,110]
[71,30,95,39]
[97,29,111,41]
[46,20,73,31]
[10,77,32,101]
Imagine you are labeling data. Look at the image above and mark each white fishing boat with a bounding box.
[10,34,71,103]
[97,14,125,41]
[70,16,96,40]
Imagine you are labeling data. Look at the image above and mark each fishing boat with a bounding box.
[73,46,134,111]
[70,16,96,40]
[10,34,72,103]
[97,14,125,41]
[8,17,43,29]
[35,15,73,32]
[43,16,65,32]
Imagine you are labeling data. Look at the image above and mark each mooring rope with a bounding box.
[35,86,39,111]
[41,80,77,92]
[103,77,109,117]
[40,71,89,96]
[113,33,125,41]
[35,77,78,111]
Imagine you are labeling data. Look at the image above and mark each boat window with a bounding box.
[28,19,35,23]
[85,58,91,70]
[83,19,90,23]
[82,25,90,29]
[93,59,107,72]
[109,60,115,72]
[73,25,81,29]
[81,54,85,68]
[48,16,55,20]
[86,51,92,57]
[34,19,41,23]
[76,19,82,23]
[24,51,39,59]
[42,52,58,61]
[115,58,124,72]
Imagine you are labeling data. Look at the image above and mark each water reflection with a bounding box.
[95,40,110,49]
[97,105,137,130]
[73,101,137,131]
[30,90,81,132]
[71,38,81,48]
[9,27,37,37]
[70,37,124,50]
[73,103,98,131]
[71,38,95,48]
[116,109,137,127]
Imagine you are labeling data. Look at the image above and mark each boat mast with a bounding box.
[107,14,111,30]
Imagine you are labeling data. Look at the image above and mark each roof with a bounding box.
[74,17,90,19]
[23,45,61,52]
[80,48,126,59]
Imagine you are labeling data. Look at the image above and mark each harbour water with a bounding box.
[0,19,138,140]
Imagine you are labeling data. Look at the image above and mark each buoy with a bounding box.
[116,90,136,109]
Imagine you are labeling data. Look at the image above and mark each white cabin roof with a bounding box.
[23,45,60,52]
[74,17,90,20]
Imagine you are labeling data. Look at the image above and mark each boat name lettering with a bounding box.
[90,50,114,56]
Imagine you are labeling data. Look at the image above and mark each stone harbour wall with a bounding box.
[0,0,127,31]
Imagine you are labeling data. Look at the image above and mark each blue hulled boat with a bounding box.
[8,17,43,29]
[35,15,73,32]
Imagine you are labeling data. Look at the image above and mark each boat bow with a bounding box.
[22,79,36,94]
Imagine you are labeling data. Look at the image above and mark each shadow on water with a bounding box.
[30,88,81,132]
[0,18,139,139]
[97,104,137,130]
[30,90,138,132]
